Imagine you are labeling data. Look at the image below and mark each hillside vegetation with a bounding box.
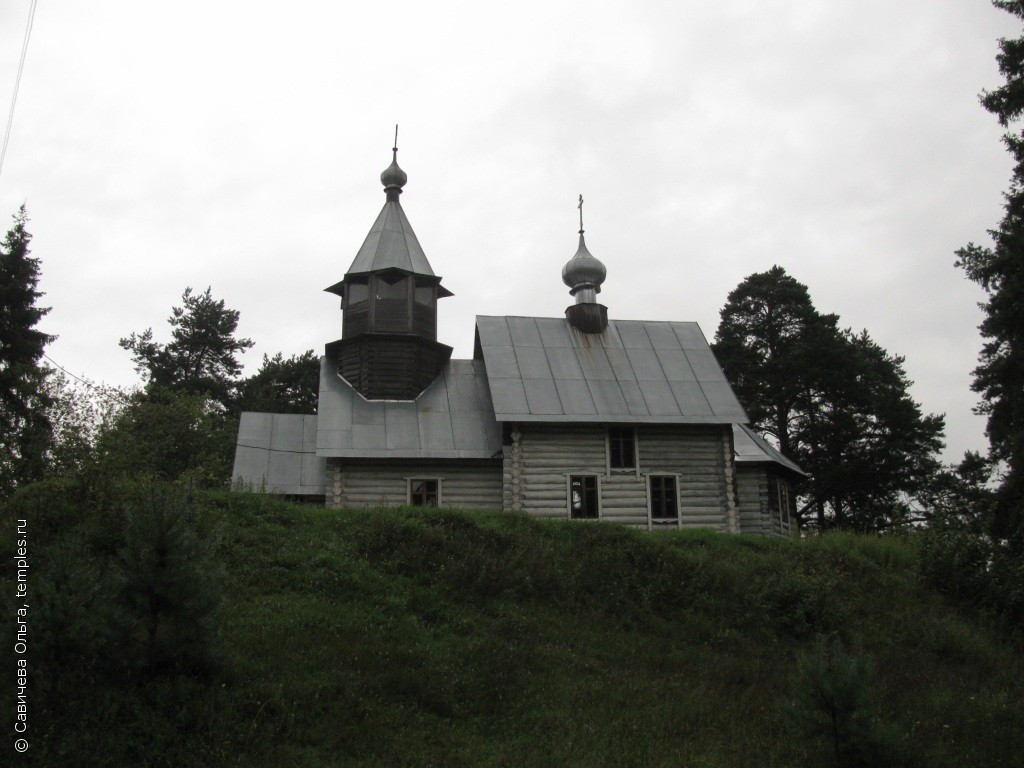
[3,481,1022,767]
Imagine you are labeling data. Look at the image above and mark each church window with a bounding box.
[608,427,636,470]
[648,475,679,525]
[569,475,599,519]
[376,275,408,300]
[409,479,440,507]
[415,285,436,307]
[346,280,369,306]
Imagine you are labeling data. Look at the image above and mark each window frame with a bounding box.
[606,426,638,472]
[567,474,601,520]
[647,473,681,529]
[407,478,442,508]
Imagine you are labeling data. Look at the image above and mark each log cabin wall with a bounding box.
[735,465,796,538]
[736,465,773,535]
[327,458,503,509]
[506,423,737,531]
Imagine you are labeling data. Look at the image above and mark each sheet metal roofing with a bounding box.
[345,200,436,277]
[474,315,748,424]
[733,423,806,476]
[316,357,502,458]
[232,413,327,494]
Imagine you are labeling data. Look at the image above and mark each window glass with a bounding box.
[569,475,599,519]
[649,475,678,521]
[409,479,439,507]
[608,428,636,469]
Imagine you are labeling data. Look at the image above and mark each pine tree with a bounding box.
[0,205,55,497]
[956,0,1024,545]
[119,484,223,674]
[714,267,945,531]
[120,286,254,409]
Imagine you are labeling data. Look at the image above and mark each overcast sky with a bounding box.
[0,1,1018,463]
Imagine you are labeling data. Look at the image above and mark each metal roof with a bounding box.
[344,200,436,277]
[733,423,806,476]
[232,413,327,494]
[474,315,748,424]
[316,356,502,458]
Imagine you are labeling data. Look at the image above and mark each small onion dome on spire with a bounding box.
[561,232,606,295]
[381,148,407,191]
[562,195,606,298]
[381,125,407,201]
[381,148,407,196]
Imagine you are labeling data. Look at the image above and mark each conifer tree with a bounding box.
[233,350,320,415]
[120,286,254,409]
[714,267,945,530]
[956,0,1024,545]
[0,205,54,496]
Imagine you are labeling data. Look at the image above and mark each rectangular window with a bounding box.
[608,427,636,470]
[569,475,599,519]
[409,479,439,507]
[649,475,678,523]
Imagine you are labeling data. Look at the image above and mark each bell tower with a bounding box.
[324,133,453,399]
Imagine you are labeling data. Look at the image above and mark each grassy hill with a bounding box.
[4,484,1023,767]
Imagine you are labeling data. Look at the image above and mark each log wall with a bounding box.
[735,465,796,538]
[505,423,737,531]
[327,458,503,509]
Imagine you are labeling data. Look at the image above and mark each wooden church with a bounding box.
[232,143,803,536]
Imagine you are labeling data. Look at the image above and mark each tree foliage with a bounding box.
[956,0,1024,546]
[0,206,55,497]
[42,369,127,477]
[714,266,945,531]
[95,386,236,487]
[119,484,223,673]
[233,350,320,415]
[120,286,254,409]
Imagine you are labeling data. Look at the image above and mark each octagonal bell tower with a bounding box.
[324,136,453,399]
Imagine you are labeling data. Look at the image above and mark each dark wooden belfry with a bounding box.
[324,139,453,400]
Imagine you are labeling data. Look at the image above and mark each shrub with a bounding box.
[793,637,912,766]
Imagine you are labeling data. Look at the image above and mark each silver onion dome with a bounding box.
[562,232,607,297]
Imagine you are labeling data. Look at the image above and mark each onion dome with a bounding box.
[562,232,606,294]
[380,148,407,193]
[562,196,606,297]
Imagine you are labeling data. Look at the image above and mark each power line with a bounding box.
[0,0,39,181]
[42,352,133,405]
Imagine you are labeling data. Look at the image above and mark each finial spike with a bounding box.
[393,124,399,154]
[578,194,584,234]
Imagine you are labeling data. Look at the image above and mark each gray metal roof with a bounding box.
[316,356,502,458]
[474,316,749,424]
[232,413,327,495]
[733,423,806,476]
[345,200,436,277]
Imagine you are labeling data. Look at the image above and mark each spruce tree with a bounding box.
[956,0,1024,545]
[0,205,54,497]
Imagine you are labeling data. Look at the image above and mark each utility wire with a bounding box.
[0,0,39,181]
[42,352,133,405]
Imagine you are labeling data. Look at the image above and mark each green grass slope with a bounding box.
[5,487,1023,767]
